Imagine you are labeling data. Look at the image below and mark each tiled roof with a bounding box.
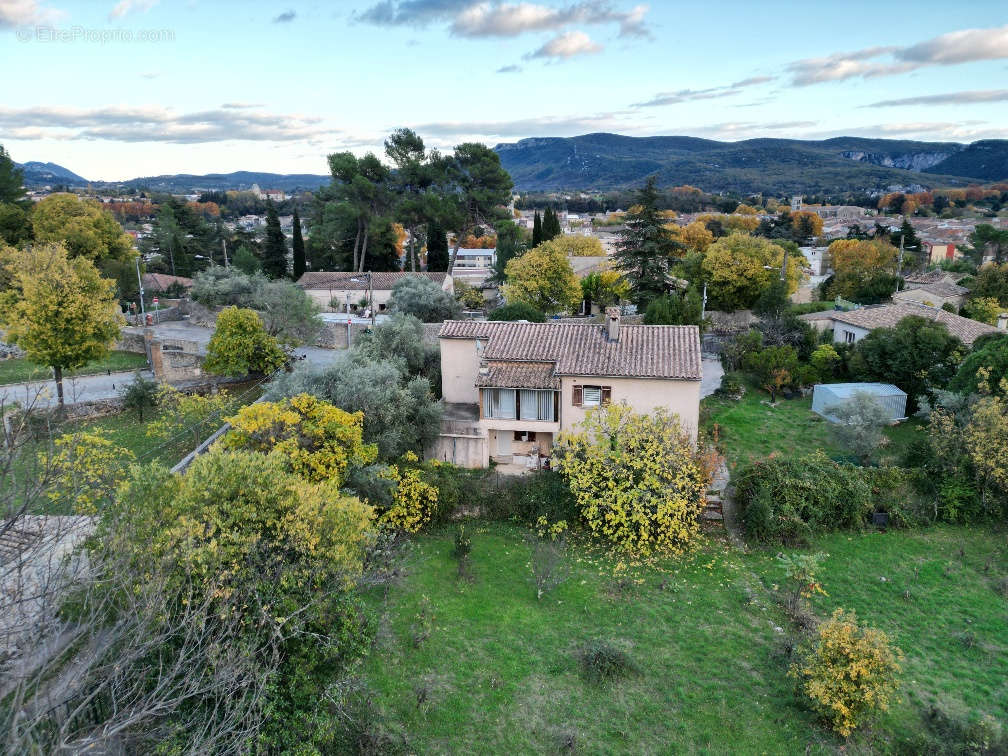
[903,269,956,285]
[894,281,968,298]
[439,320,702,380]
[828,302,999,345]
[141,273,193,291]
[296,271,447,291]
[475,362,560,389]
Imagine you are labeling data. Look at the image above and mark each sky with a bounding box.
[1,0,1007,181]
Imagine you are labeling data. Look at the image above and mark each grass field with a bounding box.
[0,351,149,385]
[701,381,925,470]
[361,523,1007,753]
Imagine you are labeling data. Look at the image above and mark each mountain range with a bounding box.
[493,134,1008,195]
[16,134,1008,196]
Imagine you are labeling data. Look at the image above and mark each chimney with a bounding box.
[606,306,621,342]
[998,313,1008,331]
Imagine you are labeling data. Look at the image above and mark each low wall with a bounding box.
[314,322,372,350]
[427,431,487,468]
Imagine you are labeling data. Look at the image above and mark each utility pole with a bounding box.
[896,220,905,291]
[222,237,229,268]
[134,256,146,317]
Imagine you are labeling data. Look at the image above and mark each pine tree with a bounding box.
[532,210,542,247]
[613,177,681,308]
[291,209,306,280]
[425,220,449,271]
[261,201,288,279]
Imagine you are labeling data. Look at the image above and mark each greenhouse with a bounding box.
[811,383,908,424]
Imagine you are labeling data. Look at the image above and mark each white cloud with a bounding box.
[109,0,159,20]
[787,25,1008,85]
[525,30,601,59]
[633,76,773,107]
[0,0,63,27]
[865,89,1008,108]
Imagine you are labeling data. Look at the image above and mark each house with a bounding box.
[902,269,961,289]
[250,183,286,202]
[140,273,194,294]
[802,301,1002,346]
[892,281,968,310]
[453,247,496,269]
[926,242,959,263]
[296,271,453,313]
[438,309,702,468]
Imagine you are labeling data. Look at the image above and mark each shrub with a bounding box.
[454,279,485,310]
[898,705,1008,756]
[145,384,239,448]
[720,329,762,373]
[714,372,745,400]
[809,344,841,382]
[118,370,159,421]
[483,470,579,524]
[378,452,441,533]
[388,276,461,322]
[223,393,378,485]
[555,404,711,556]
[578,640,637,684]
[452,526,472,561]
[487,302,546,322]
[827,391,891,464]
[789,608,903,737]
[203,306,286,377]
[46,430,135,514]
[530,537,568,600]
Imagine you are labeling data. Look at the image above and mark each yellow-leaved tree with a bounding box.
[46,429,136,514]
[0,243,124,408]
[203,306,286,377]
[534,234,605,257]
[701,232,803,311]
[502,241,581,314]
[223,393,377,485]
[30,193,135,263]
[554,403,713,555]
[666,221,715,254]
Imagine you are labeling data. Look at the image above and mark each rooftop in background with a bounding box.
[141,273,194,291]
[826,302,1000,345]
[439,320,702,380]
[296,271,449,291]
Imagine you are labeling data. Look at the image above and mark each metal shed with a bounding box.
[811,383,908,424]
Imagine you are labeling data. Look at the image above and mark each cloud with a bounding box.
[356,1,652,39]
[864,89,1008,108]
[221,102,266,109]
[273,9,296,22]
[633,76,773,107]
[139,71,161,79]
[787,24,1008,85]
[525,30,601,59]
[109,0,159,19]
[0,105,335,144]
[0,0,63,26]
[496,63,522,72]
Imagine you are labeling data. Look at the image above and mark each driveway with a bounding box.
[701,358,724,399]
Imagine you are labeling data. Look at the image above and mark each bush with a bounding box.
[388,276,461,322]
[578,640,637,684]
[484,470,579,524]
[720,329,762,373]
[898,705,1007,756]
[487,301,546,322]
[119,370,158,420]
[735,452,920,544]
[378,452,442,533]
[789,608,903,737]
[714,372,745,400]
[555,404,711,555]
[827,391,891,464]
[203,306,286,377]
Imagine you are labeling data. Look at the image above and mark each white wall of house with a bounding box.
[304,287,396,312]
[832,322,870,345]
[559,376,700,442]
[441,338,482,405]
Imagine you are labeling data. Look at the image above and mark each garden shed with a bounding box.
[811,383,907,424]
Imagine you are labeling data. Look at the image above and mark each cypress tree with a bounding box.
[531,210,542,247]
[291,209,306,279]
[261,201,288,279]
[542,207,562,241]
[426,220,449,271]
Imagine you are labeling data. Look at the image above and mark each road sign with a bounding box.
[152,297,159,306]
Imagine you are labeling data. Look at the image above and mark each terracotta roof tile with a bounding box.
[475,362,560,389]
[296,271,447,291]
[440,320,702,380]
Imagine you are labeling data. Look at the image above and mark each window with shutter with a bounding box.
[582,386,602,407]
[572,385,582,406]
[601,386,612,405]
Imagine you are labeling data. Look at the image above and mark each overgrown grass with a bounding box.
[360,523,1007,752]
[0,351,149,385]
[702,379,923,470]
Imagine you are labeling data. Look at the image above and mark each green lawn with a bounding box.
[0,351,149,385]
[360,523,1007,753]
[702,381,924,471]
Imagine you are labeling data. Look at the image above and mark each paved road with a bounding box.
[0,369,155,409]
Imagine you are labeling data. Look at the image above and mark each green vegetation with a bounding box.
[0,351,148,385]
[360,522,1007,752]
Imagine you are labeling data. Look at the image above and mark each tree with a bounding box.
[441,142,513,274]
[965,224,1008,265]
[0,144,27,206]
[385,127,439,273]
[425,219,449,271]
[261,201,288,278]
[554,403,713,556]
[255,278,323,347]
[326,151,392,272]
[490,218,528,283]
[350,312,440,383]
[971,262,1008,305]
[455,279,485,309]
[963,387,1008,512]
[890,218,923,269]
[223,394,377,484]
[0,243,123,408]
[752,277,790,317]
[502,242,581,314]
[31,193,135,264]
[950,334,1008,396]
[532,210,543,247]
[0,202,32,245]
[581,270,630,314]
[666,221,714,254]
[848,315,964,411]
[827,391,891,464]
[961,296,1002,324]
[203,306,286,377]
[790,608,903,737]
[702,233,800,311]
[388,275,462,322]
[146,384,239,448]
[744,344,799,403]
[541,207,562,241]
[614,177,683,307]
[232,244,261,274]
[536,233,603,257]
[644,287,703,327]
[291,209,306,279]
[119,371,159,421]
[488,301,546,322]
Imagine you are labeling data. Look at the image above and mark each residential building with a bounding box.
[903,269,961,289]
[926,242,959,263]
[892,281,968,310]
[250,183,286,202]
[140,273,194,294]
[296,271,453,313]
[453,247,496,269]
[438,309,702,468]
[801,301,1001,346]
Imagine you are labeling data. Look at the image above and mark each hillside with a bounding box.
[17,161,89,186]
[116,170,331,194]
[494,133,1008,194]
